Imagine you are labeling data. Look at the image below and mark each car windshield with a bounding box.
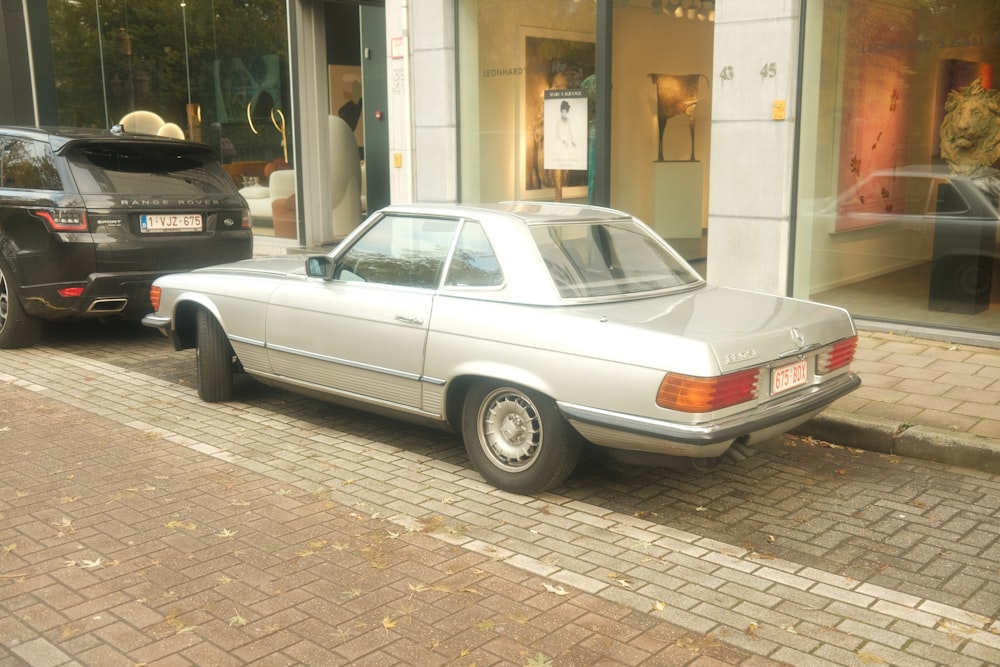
[531,220,702,298]
[64,143,234,196]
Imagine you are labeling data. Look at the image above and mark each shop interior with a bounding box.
[458,0,715,267]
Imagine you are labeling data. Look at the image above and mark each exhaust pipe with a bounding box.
[87,298,128,313]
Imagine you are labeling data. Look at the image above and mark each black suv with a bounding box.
[0,126,253,348]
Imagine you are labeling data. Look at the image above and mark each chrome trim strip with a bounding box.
[229,334,265,348]
[246,368,441,420]
[775,342,823,359]
[558,372,861,446]
[265,343,422,382]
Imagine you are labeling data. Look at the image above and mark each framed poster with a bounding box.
[518,27,595,201]
[543,89,588,171]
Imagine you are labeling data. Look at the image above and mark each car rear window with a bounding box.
[64,143,235,196]
[531,220,702,298]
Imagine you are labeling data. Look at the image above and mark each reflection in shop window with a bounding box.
[48,1,291,171]
[796,0,1000,334]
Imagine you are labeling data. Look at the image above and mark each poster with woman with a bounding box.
[544,90,587,171]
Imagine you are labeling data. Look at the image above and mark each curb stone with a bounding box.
[794,408,1000,474]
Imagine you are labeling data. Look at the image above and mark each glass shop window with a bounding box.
[795,0,1000,335]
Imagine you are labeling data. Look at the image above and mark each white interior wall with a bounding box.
[610,5,714,225]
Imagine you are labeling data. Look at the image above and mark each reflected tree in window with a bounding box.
[47,1,289,163]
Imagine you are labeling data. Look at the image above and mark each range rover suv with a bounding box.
[0,126,253,348]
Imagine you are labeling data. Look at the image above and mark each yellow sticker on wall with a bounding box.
[772,100,787,120]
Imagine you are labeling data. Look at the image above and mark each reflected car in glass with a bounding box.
[143,202,860,494]
[812,164,1000,312]
[0,126,253,348]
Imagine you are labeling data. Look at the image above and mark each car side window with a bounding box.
[934,181,971,215]
[337,214,458,288]
[0,138,62,191]
[444,221,503,287]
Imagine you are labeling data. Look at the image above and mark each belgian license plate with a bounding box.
[771,359,808,395]
[140,213,203,233]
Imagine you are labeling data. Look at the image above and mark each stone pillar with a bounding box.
[706,1,801,295]
[394,0,458,204]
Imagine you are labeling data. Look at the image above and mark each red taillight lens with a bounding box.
[57,286,85,298]
[32,208,88,232]
[657,368,760,413]
[149,286,161,311]
[817,336,858,374]
[241,207,252,229]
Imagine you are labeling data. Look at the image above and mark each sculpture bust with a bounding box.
[940,79,1000,176]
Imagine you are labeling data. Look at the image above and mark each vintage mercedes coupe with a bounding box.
[143,202,860,494]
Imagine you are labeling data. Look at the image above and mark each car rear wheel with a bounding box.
[461,381,582,495]
[0,258,43,349]
[196,309,234,401]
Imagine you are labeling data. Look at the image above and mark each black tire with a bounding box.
[461,381,582,495]
[0,258,43,349]
[196,309,235,402]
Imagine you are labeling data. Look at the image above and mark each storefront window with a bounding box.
[457,0,598,205]
[457,0,714,268]
[46,0,292,234]
[609,1,713,265]
[796,0,1000,335]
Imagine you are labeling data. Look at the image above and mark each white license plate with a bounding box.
[140,213,203,233]
[771,359,809,395]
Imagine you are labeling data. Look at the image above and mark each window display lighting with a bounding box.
[649,0,715,21]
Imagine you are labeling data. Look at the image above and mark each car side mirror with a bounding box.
[305,255,335,280]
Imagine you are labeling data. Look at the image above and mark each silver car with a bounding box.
[143,202,860,494]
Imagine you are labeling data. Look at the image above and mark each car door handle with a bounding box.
[395,315,424,325]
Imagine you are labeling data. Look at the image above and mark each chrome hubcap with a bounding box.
[480,389,542,471]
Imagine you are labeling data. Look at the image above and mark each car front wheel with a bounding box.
[461,381,582,495]
[196,309,235,401]
[0,258,43,349]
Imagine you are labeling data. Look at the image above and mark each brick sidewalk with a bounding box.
[836,330,1000,440]
[0,382,763,667]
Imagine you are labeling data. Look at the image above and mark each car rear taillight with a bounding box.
[656,368,760,413]
[32,208,88,232]
[57,286,85,298]
[149,286,161,311]
[241,207,252,229]
[817,336,858,374]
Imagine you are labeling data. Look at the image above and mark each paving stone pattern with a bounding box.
[0,328,999,665]
[836,332,1000,439]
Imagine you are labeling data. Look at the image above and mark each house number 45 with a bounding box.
[760,62,777,79]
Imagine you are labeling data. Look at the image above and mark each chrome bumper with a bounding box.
[558,372,861,456]
[141,313,172,332]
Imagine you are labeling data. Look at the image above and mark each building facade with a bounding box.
[4,0,1000,342]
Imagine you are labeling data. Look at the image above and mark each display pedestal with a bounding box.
[928,183,994,314]
[652,161,704,258]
